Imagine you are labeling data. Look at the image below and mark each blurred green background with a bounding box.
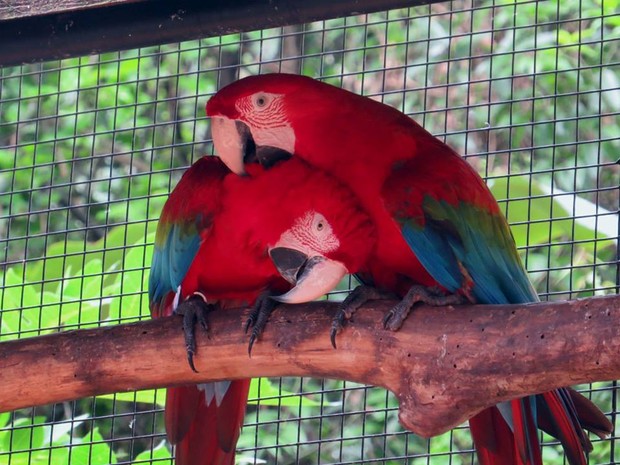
[0,0,618,464]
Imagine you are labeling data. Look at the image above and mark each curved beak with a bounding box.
[211,116,293,174]
[269,247,348,304]
[269,247,309,285]
[210,117,252,175]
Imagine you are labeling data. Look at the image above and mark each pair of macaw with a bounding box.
[150,73,612,465]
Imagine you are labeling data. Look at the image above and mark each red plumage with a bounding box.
[150,155,375,464]
[206,73,613,464]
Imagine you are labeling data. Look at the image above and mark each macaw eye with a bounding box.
[254,94,267,108]
[313,213,330,234]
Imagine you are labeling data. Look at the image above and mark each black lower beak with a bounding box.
[236,121,292,168]
[269,247,309,285]
[255,146,292,168]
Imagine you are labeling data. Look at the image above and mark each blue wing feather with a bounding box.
[386,155,600,464]
[149,221,203,310]
[401,197,538,305]
[148,156,228,315]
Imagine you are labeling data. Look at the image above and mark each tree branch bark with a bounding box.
[1,294,618,437]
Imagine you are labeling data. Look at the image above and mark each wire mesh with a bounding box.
[0,0,618,464]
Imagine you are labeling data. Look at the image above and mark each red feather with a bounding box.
[165,386,202,445]
[511,399,542,465]
[206,73,613,465]
[564,387,613,439]
[170,380,251,465]
[537,390,588,465]
[215,380,252,453]
[150,155,376,464]
[470,407,518,465]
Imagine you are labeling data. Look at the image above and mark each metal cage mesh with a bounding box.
[0,0,618,464]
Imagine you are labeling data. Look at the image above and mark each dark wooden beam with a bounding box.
[0,0,143,21]
[0,294,618,437]
[0,0,448,67]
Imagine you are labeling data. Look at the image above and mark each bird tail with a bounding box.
[470,388,612,465]
[165,380,252,465]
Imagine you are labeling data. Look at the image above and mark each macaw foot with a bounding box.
[244,292,279,356]
[174,292,216,373]
[330,285,397,349]
[382,286,466,331]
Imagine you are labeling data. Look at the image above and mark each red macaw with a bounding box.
[205,73,613,465]
[149,155,374,465]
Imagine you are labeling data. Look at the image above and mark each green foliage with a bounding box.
[0,0,617,464]
[133,442,173,465]
[0,223,156,341]
[0,413,117,465]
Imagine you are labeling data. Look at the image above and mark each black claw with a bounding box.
[330,325,339,349]
[330,285,393,347]
[382,285,467,331]
[330,310,348,349]
[382,310,394,329]
[187,350,198,374]
[244,307,259,334]
[197,308,209,332]
[248,332,257,356]
[182,306,198,369]
[245,293,278,356]
[176,294,213,372]
[383,303,410,331]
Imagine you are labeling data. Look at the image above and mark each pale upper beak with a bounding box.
[210,116,293,175]
[269,247,348,304]
[210,116,249,175]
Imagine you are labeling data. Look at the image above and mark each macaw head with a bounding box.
[268,209,362,304]
[228,159,375,303]
[206,73,377,175]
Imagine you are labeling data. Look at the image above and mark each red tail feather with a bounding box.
[470,407,518,465]
[470,388,612,465]
[215,380,252,454]
[167,380,251,465]
[511,399,542,465]
[565,387,613,439]
[537,390,588,465]
[165,386,202,444]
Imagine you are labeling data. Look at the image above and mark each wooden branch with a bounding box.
[1,295,618,437]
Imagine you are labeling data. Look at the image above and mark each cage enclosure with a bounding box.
[0,0,618,464]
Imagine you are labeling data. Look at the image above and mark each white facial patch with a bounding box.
[235,92,296,154]
[252,125,295,154]
[280,211,340,256]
